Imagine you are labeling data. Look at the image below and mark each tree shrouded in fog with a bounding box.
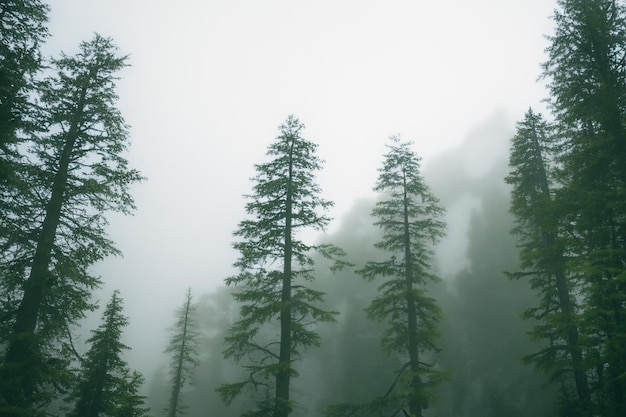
[165,288,200,417]
[217,115,346,417]
[0,34,143,415]
[68,290,149,417]
[330,136,446,417]
[506,109,591,416]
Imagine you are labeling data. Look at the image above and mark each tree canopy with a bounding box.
[0,34,143,416]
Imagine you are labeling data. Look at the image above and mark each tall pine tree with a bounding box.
[217,115,346,417]
[506,108,591,416]
[355,136,447,417]
[0,34,143,415]
[0,0,49,366]
[543,1,626,414]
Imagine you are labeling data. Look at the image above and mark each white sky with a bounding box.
[43,0,557,377]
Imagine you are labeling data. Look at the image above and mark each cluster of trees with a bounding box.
[215,116,447,417]
[506,0,626,416]
[146,161,557,417]
[0,1,150,416]
[177,1,626,415]
[4,0,626,417]
[3,0,448,415]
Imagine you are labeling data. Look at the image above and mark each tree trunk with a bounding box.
[275,140,294,417]
[553,267,592,415]
[168,294,191,417]
[0,72,91,412]
[403,173,422,417]
[529,124,592,415]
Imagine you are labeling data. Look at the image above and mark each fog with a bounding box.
[127,111,555,416]
[30,0,563,414]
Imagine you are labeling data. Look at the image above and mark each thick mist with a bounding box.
[143,111,555,416]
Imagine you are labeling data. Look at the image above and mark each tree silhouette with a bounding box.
[0,34,143,415]
[165,288,200,417]
[218,115,346,417]
[354,136,447,417]
[68,291,149,417]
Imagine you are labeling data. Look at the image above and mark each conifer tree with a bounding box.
[165,288,200,417]
[542,1,626,414]
[217,115,346,417]
[355,136,447,417]
[0,34,143,415]
[0,0,49,368]
[68,290,149,417]
[506,109,591,415]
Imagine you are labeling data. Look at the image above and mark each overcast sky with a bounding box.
[44,0,557,377]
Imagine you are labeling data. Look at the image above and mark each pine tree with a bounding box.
[505,109,591,415]
[0,34,143,415]
[0,0,49,371]
[164,288,200,417]
[543,1,626,414]
[68,291,149,417]
[356,136,447,417]
[217,115,346,417]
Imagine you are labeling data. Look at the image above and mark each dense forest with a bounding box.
[1,1,626,417]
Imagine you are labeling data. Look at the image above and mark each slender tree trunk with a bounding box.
[403,173,422,417]
[0,72,91,412]
[168,294,191,417]
[553,268,592,415]
[275,141,294,417]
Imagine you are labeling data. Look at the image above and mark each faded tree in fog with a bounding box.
[217,115,346,417]
[165,288,200,417]
[433,187,554,417]
[68,291,149,417]
[0,34,143,415]
[506,109,591,415]
[336,136,446,417]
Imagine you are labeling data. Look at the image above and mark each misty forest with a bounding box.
[1,1,626,417]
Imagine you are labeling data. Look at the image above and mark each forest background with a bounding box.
[4,0,625,416]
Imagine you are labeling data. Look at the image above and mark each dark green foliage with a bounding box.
[68,291,149,417]
[0,0,49,181]
[0,0,49,380]
[0,34,143,415]
[165,288,200,417]
[506,109,557,239]
[115,369,151,417]
[526,0,626,415]
[505,109,591,415]
[353,136,447,417]
[218,116,346,417]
